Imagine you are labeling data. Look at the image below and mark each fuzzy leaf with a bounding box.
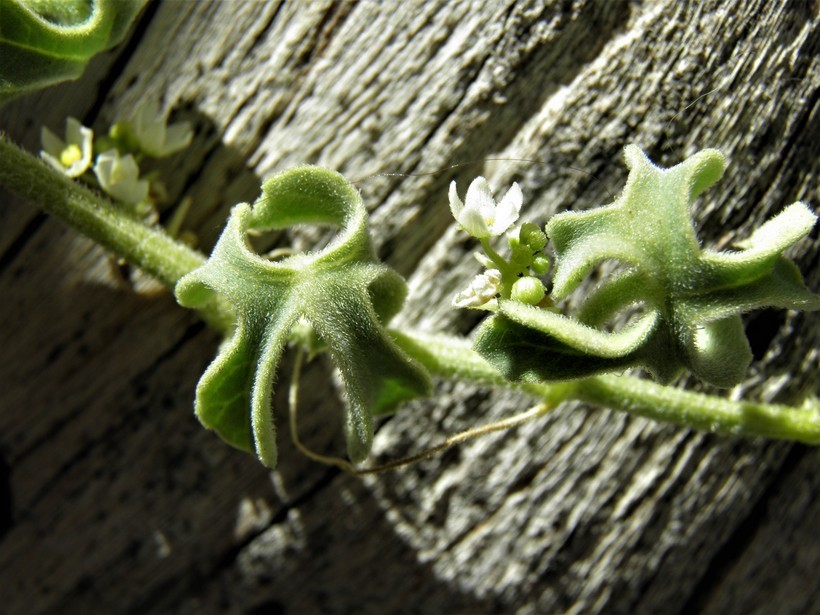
[176,167,431,468]
[0,0,147,103]
[477,146,818,387]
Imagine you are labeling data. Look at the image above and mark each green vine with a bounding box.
[1,124,817,469]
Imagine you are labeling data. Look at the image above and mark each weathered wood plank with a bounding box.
[0,1,816,613]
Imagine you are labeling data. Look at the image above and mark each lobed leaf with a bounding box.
[175,167,431,468]
[477,146,818,387]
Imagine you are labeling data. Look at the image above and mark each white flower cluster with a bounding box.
[449,177,523,308]
[40,100,192,208]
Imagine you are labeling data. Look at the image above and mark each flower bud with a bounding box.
[511,276,546,305]
[520,222,547,251]
[531,254,550,275]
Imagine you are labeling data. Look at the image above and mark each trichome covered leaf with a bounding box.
[476,145,818,387]
[175,167,431,468]
[0,0,147,103]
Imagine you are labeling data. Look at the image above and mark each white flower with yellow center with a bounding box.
[40,117,93,178]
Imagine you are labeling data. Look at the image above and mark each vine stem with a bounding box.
[2,137,818,446]
[388,330,820,444]
[578,375,820,444]
[0,135,234,332]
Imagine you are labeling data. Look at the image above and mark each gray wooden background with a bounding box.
[0,1,817,613]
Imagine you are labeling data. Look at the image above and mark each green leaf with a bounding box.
[477,146,818,387]
[475,310,652,383]
[0,0,148,104]
[175,167,431,468]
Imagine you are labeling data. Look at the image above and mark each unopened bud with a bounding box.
[520,222,547,251]
[531,254,550,275]
[510,242,533,266]
[511,276,546,305]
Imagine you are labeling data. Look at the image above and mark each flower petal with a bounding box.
[465,176,496,220]
[490,182,522,234]
[40,127,66,173]
[448,180,464,219]
[65,118,85,148]
[132,99,193,157]
[64,119,93,177]
[458,206,492,237]
[40,126,65,157]
[164,122,193,153]
[94,150,149,204]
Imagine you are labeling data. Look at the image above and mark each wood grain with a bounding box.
[0,1,817,613]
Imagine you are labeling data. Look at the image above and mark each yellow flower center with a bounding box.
[60,144,83,167]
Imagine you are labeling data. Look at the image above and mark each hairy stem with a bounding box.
[389,329,578,405]
[390,329,820,444]
[0,136,233,332]
[579,375,820,444]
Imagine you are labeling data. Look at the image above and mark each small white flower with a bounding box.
[94,149,150,204]
[132,99,193,157]
[40,117,93,178]
[449,177,522,238]
[452,269,502,308]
